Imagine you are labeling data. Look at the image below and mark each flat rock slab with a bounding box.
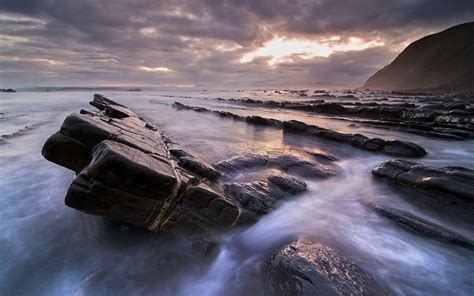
[365,202,474,249]
[264,240,389,296]
[372,159,474,201]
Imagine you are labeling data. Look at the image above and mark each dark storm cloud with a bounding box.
[0,0,473,87]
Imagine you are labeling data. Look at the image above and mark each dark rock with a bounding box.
[42,95,243,234]
[312,103,347,114]
[382,140,428,157]
[264,240,389,296]
[41,131,92,173]
[171,102,428,157]
[366,202,474,248]
[90,93,126,110]
[65,140,177,226]
[245,116,282,127]
[169,148,191,158]
[1,88,16,93]
[214,153,269,172]
[178,156,221,179]
[305,151,338,162]
[268,174,307,193]
[372,159,474,201]
[282,120,308,132]
[269,155,333,178]
[364,137,385,151]
[284,121,426,157]
[215,153,334,179]
[173,102,429,158]
[105,104,137,119]
[158,183,242,234]
[225,173,307,215]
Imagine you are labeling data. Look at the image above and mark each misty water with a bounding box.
[1,90,473,295]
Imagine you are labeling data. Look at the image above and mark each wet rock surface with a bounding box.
[219,95,474,140]
[173,102,427,157]
[19,89,474,295]
[365,202,474,249]
[42,95,243,234]
[42,94,324,235]
[264,240,389,296]
[372,159,474,201]
[215,153,335,179]
[283,120,427,157]
[225,173,307,215]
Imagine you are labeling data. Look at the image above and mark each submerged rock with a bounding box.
[264,240,389,296]
[372,159,474,201]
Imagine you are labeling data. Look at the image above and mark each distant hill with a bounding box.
[364,22,474,91]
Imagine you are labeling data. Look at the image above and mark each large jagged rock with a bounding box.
[43,94,322,234]
[42,94,245,233]
[264,240,389,296]
[372,159,474,201]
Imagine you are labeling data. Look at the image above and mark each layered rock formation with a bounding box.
[372,159,474,201]
[216,97,474,140]
[365,202,474,249]
[42,95,246,233]
[264,240,389,296]
[173,102,428,157]
[364,22,474,91]
[370,159,474,248]
[42,94,320,234]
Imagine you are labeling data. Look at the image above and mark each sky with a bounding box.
[1,0,473,89]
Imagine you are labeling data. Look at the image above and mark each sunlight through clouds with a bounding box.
[240,37,385,66]
[139,66,173,72]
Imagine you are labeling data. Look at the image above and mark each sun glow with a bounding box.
[240,36,384,66]
[139,66,173,72]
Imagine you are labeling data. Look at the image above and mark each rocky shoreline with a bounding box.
[42,94,474,295]
[213,96,474,140]
[172,102,427,157]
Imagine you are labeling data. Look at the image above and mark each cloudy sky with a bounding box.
[1,0,473,88]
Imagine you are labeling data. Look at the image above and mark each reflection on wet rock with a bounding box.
[264,240,389,296]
